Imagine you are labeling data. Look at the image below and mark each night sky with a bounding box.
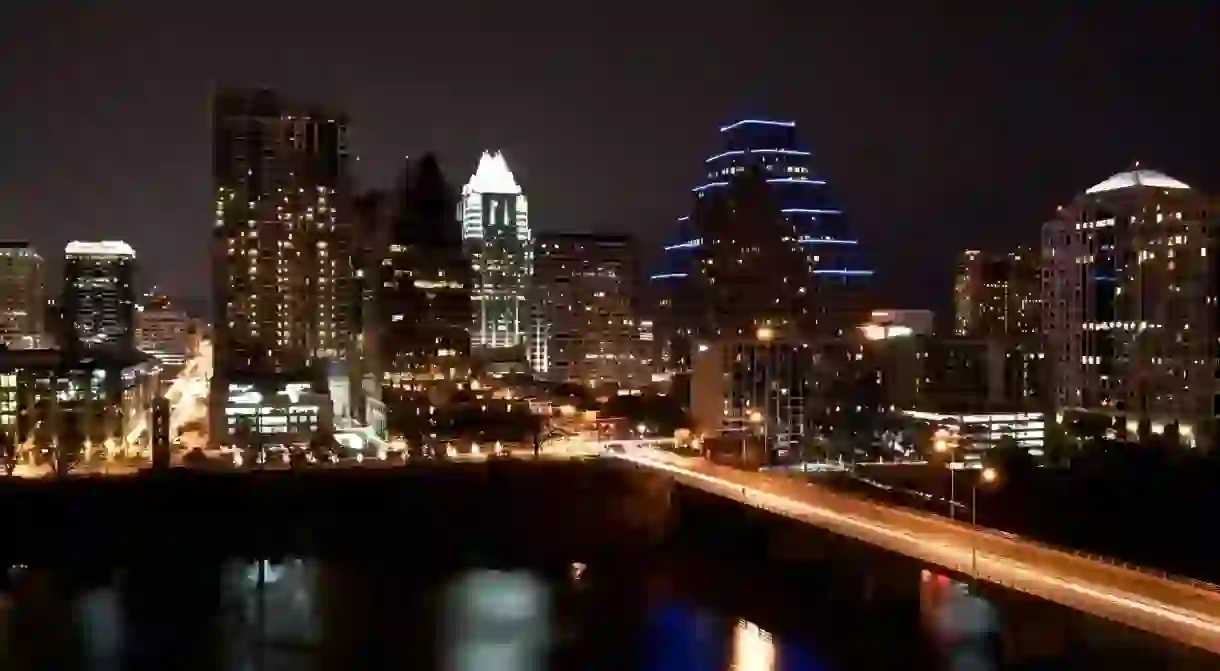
[1,3,1217,315]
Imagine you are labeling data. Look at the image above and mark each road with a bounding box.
[606,445,1220,656]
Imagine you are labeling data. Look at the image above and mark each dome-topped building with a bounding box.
[1085,168,1191,194]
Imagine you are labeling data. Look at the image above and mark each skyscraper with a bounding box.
[1042,167,1217,447]
[0,242,45,349]
[62,241,136,352]
[379,155,473,439]
[652,118,872,399]
[531,233,646,388]
[953,247,1042,337]
[211,88,353,377]
[137,293,192,369]
[460,151,531,353]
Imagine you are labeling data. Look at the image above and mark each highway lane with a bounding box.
[607,446,1220,655]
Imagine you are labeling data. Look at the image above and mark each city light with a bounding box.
[858,323,913,341]
[731,619,776,671]
[756,326,775,342]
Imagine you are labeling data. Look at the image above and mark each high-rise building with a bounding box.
[62,241,137,352]
[379,155,473,440]
[460,151,531,353]
[211,88,353,376]
[954,248,1041,337]
[1042,167,1218,447]
[137,293,192,368]
[531,233,646,388]
[210,88,353,441]
[690,333,816,462]
[653,119,872,399]
[0,242,45,349]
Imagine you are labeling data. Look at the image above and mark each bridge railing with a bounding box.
[614,445,1220,597]
[963,518,1220,595]
[847,471,1220,592]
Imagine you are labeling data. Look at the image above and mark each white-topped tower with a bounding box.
[460,151,532,352]
[1043,165,1218,447]
[63,240,137,351]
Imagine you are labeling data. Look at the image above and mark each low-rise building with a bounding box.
[0,348,160,456]
[219,376,332,448]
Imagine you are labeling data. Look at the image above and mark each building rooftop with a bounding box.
[65,240,136,257]
[465,151,521,195]
[1085,169,1191,194]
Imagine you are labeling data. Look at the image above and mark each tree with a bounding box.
[309,425,338,461]
[989,434,1035,480]
[232,417,264,467]
[1041,424,1079,469]
[1,432,18,476]
[52,409,85,478]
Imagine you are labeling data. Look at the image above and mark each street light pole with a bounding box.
[949,450,956,520]
[971,480,978,576]
[971,467,997,580]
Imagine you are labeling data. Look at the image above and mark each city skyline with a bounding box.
[1,4,1217,313]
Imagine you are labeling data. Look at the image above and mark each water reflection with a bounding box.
[730,619,776,671]
[75,587,122,671]
[442,569,551,671]
[219,557,321,668]
[0,557,1207,669]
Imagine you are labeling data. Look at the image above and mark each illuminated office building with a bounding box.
[530,233,646,388]
[0,242,45,350]
[1042,167,1218,447]
[379,155,473,440]
[653,119,872,400]
[211,88,353,374]
[690,334,816,462]
[953,248,1041,337]
[136,293,192,369]
[460,151,531,353]
[210,88,354,442]
[63,240,137,352]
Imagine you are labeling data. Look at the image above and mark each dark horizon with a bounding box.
[2,3,1217,316]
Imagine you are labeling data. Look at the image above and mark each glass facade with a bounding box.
[657,119,871,283]
[652,119,873,394]
[460,152,532,351]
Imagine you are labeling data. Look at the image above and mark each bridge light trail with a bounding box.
[607,448,1220,654]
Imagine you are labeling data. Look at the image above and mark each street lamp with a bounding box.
[971,466,999,578]
[748,411,766,466]
[933,430,957,520]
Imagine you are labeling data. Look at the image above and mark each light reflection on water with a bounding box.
[730,619,776,671]
[0,559,836,670]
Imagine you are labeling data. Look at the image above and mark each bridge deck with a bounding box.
[609,447,1220,656]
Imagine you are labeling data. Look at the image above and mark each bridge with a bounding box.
[7,435,1220,656]
[603,443,1220,655]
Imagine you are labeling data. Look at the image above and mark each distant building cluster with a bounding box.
[3,89,1214,464]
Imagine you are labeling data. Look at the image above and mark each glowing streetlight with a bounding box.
[971,466,999,578]
[933,428,956,519]
[755,326,775,342]
[748,411,763,424]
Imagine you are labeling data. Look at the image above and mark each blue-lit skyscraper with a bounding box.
[652,119,872,389]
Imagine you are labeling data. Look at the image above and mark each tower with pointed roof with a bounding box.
[460,151,532,353]
[651,118,873,393]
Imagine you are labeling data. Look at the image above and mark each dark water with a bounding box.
[0,555,1216,670]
